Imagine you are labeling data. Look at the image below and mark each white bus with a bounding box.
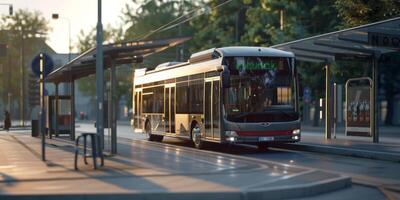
[132,46,300,150]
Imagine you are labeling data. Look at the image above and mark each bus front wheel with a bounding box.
[191,124,204,149]
[257,143,269,151]
[145,121,163,142]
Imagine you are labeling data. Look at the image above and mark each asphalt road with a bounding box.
[76,122,400,199]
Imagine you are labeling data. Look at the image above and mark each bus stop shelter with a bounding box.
[45,36,190,154]
[272,17,400,143]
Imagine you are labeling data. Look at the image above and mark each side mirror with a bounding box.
[221,65,230,88]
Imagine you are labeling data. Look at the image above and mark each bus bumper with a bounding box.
[223,129,301,144]
[225,135,300,144]
[223,120,301,144]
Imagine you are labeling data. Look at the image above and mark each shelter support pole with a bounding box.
[110,60,117,154]
[70,80,75,140]
[372,52,380,143]
[96,0,104,151]
[325,61,333,139]
[54,83,59,138]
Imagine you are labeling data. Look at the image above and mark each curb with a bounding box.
[0,176,351,200]
[272,143,400,163]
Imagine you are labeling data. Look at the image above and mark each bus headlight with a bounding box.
[227,137,237,142]
[292,129,300,135]
[225,131,238,142]
[225,131,238,137]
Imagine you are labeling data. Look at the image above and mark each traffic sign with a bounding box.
[303,87,312,103]
[31,53,54,78]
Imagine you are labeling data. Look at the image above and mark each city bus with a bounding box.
[132,46,300,150]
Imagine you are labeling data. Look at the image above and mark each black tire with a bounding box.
[145,121,163,142]
[154,134,164,142]
[257,143,269,151]
[191,123,204,149]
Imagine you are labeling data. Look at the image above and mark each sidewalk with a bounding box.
[273,125,400,162]
[0,130,350,200]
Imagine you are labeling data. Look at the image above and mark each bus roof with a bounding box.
[215,46,295,58]
[135,46,294,78]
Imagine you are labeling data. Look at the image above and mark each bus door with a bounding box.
[164,84,176,134]
[134,89,142,129]
[204,77,220,140]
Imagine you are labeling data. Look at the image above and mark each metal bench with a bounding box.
[74,133,104,170]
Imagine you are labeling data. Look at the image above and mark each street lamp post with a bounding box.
[20,24,25,127]
[51,14,72,132]
[1,3,12,116]
[51,13,71,61]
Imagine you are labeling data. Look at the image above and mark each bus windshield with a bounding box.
[223,56,298,123]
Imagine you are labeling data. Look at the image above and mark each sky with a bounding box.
[2,0,134,53]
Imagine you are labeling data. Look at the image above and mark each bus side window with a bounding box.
[176,82,189,113]
[142,88,153,113]
[189,80,204,114]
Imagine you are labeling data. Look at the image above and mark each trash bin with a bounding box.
[31,120,39,137]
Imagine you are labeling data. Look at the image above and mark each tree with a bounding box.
[190,0,243,51]
[75,25,125,101]
[335,0,400,125]
[76,25,124,53]
[335,0,400,28]
[122,0,197,65]
[0,9,51,118]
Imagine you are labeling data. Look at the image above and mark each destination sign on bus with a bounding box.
[234,57,278,71]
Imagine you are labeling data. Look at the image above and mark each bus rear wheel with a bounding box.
[191,124,204,149]
[145,121,163,142]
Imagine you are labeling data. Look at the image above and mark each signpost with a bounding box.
[31,53,53,161]
[303,87,312,104]
[303,87,312,123]
[345,78,373,137]
[39,53,46,161]
[31,53,54,78]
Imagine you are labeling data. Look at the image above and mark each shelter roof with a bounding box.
[272,17,400,63]
[46,37,191,83]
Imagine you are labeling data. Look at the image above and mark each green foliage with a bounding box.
[335,0,400,28]
[190,0,241,50]
[241,0,308,46]
[122,0,197,65]
[0,9,50,38]
[191,0,338,49]
[75,25,125,98]
[0,9,51,110]
[76,25,124,53]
